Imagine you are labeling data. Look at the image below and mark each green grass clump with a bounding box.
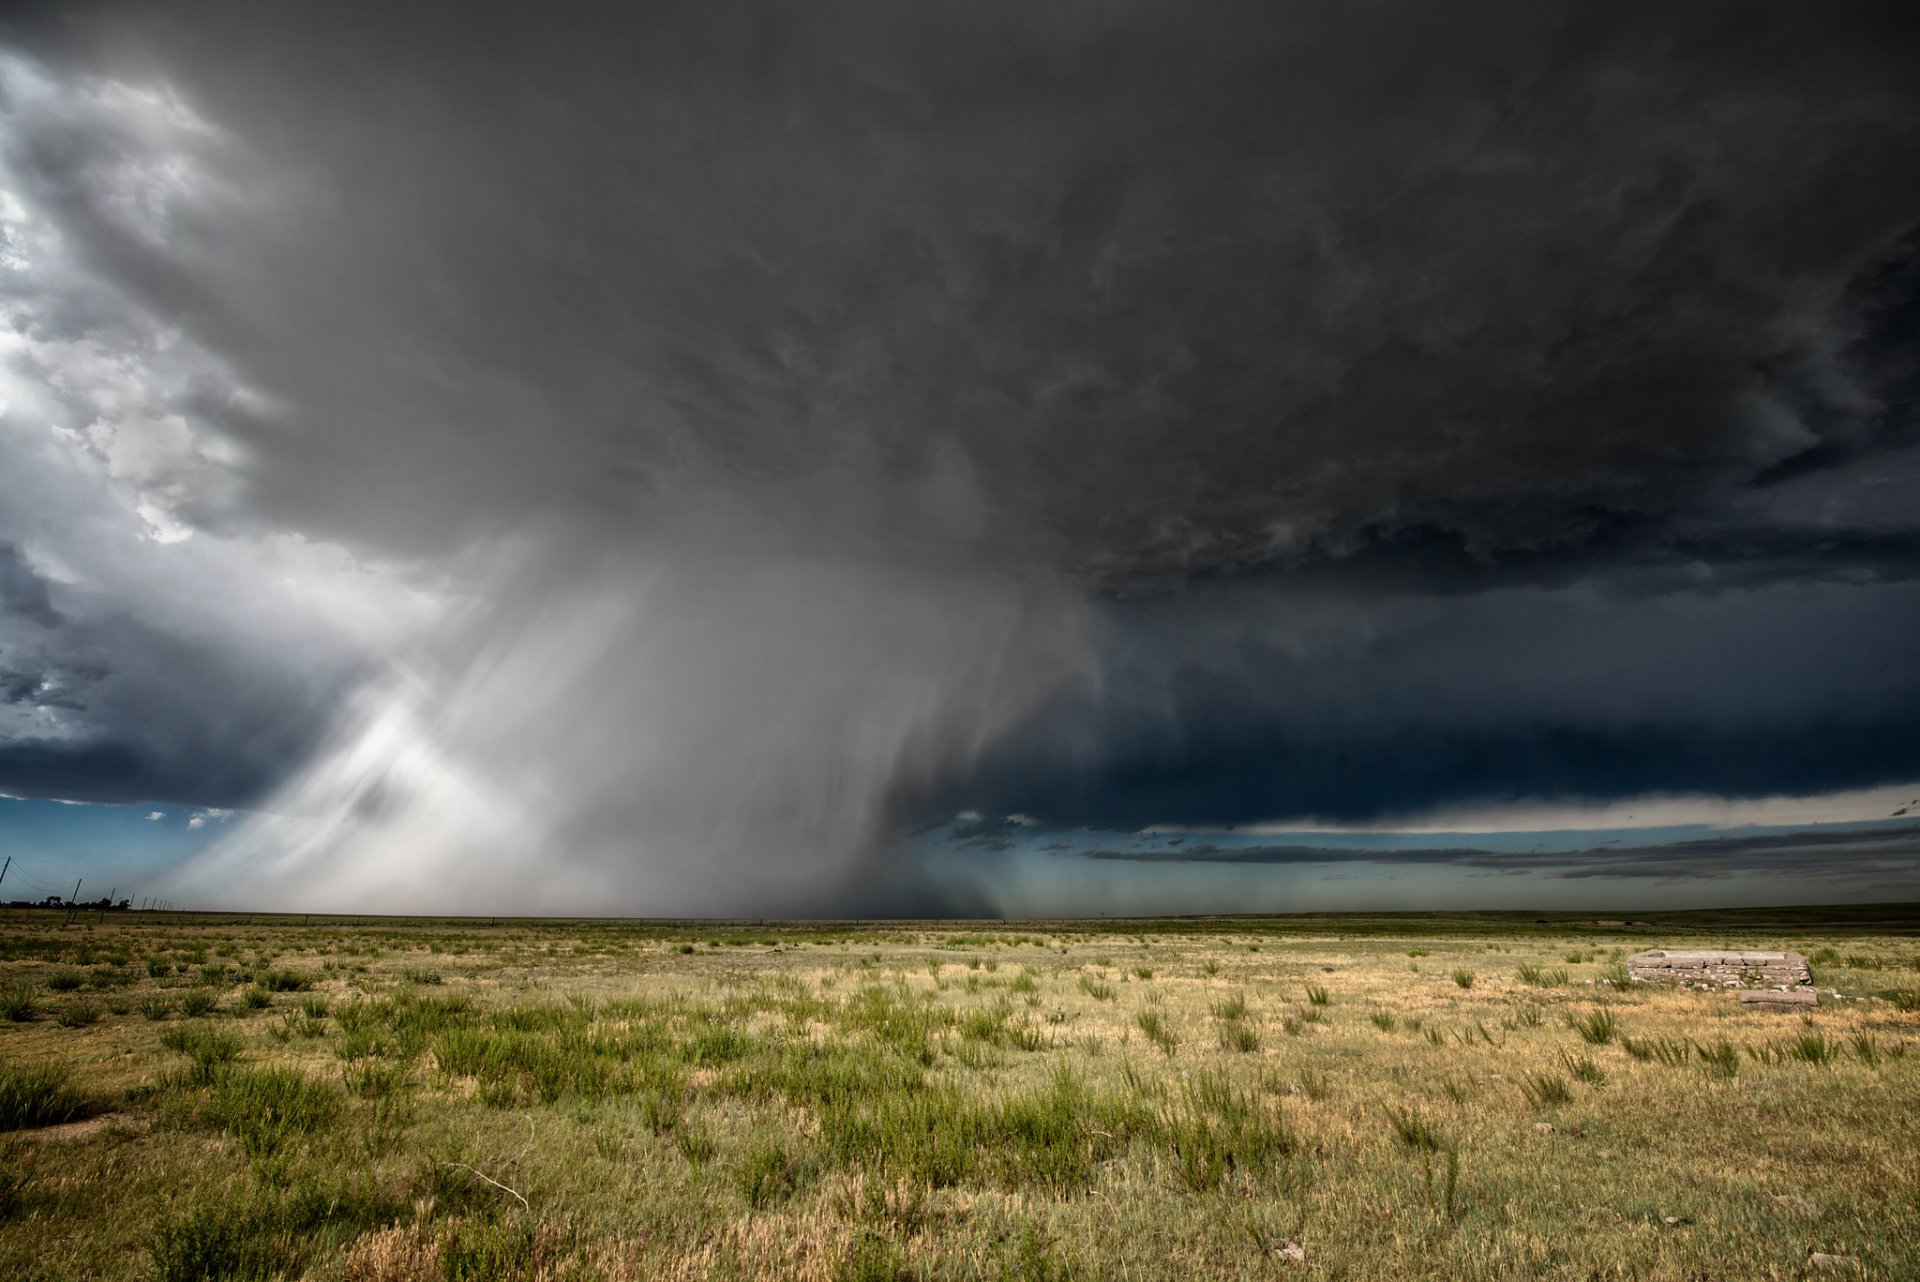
[1520,1072,1572,1107]
[1559,1050,1608,1087]
[1077,976,1114,1001]
[1451,967,1475,989]
[1135,1009,1178,1055]
[734,1135,810,1208]
[179,989,218,1018]
[1517,963,1570,987]
[57,1002,101,1028]
[44,969,84,992]
[1,985,37,1022]
[0,1062,94,1131]
[172,1066,341,1158]
[1624,1036,1691,1066]
[1304,983,1331,1006]
[835,1230,910,1282]
[1567,1008,1619,1045]
[1384,1103,1448,1153]
[255,969,313,993]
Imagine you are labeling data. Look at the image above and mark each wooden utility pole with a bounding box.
[0,854,11,894]
[63,878,82,927]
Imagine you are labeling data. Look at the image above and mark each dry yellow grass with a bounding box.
[0,908,1915,1280]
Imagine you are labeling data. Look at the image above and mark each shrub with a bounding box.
[1567,1008,1619,1045]
[1695,1037,1739,1078]
[1384,1104,1447,1153]
[734,1136,807,1208]
[1,986,37,1022]
[1135,1010,1177,1055]
[1451,968,1475,989]
[180,989,219,1018]
[1559,1050,1607,1087]
[45,969,84,993]
[150,1202,286,1282]
[1786,1033,1839,1066]
[138,995,178,1021]
[187,1067,341,1158]
[835,1230,910,1282]
[0,1063,94,1130]
[1218,1022,1260,1053]
[1520,1072,1572,1107]
[256,969,313,993]
[57,1002,102,1028]
[160,1026,244,1084]
[1210,992,1249,1022]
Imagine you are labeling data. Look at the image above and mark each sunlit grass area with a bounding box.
[1,907,1916,1280]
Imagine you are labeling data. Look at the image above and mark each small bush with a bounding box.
[1385,1104,1447,1153]
[138,995,178,1021]
[1695,1037,1739,1078]
[1451,968,1475,989]
[1210,992,1248,1022]
[1785,1033,1839,1066]
[0,1063,94,1130]
[1135,1010,1177,1055]
[1304,984,1330,1006]
[149,1201,286,1282]
[835,1230,910,1282]
[1520,1072,1572,1107]
[1218,1022,1260,1053]
[239,986,273,1011]
[1567,1009,1619,1045]
[256,969,313,993]
[734,1136,807,1208]
[1559,1050,1607,1087]
[1,986,37,1022]
[160,1025,244,1083]
[58,1002,102,1028]
[45,969,84,993]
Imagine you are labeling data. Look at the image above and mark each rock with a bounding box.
[1809,1252,1859,1271]
[1738,988,1817,1008]
[1532,1122,1556,1135]
[1271,1239,1307,1265]
[1628,949,1812,986]
[1662,1215,1687,1227]
[1769,1193,1819,1219]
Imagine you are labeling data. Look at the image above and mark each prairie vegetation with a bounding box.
[0,906,1916,1280]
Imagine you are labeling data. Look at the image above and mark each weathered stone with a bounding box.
[1627,949,1811,986]
[1532,1122,1556,1135]
[1738,988,1818,1008]
[1809,1252,1860,1271]
[1271,1239,1307,1265]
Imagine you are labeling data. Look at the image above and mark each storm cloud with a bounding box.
[0,1,1917,911]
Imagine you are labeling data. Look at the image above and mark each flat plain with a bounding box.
[1,905,1917,1281]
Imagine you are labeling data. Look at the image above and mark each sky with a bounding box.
[0,1,1917,916]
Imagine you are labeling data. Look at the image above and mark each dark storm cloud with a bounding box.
[1077,822,1920,883]
[0,0,1917,908]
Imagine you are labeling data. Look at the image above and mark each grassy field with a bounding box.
[1,906,1917,1281]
